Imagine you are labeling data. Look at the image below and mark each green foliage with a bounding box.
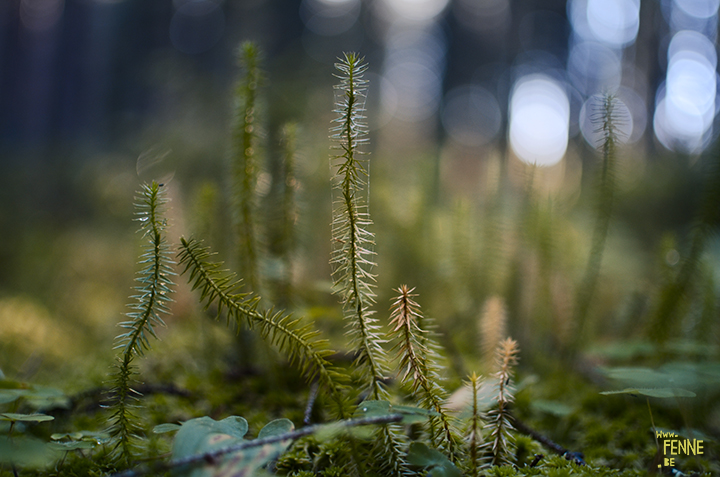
[329,53,388,402]
[406,442,461,477]
[108,181,175,465]
[233,41,263,292]
[329,53,412,476]
[354,400,438,425]
[572,94,621,350]
[274,123,299,306]
[170,415,292,477]
[125,412,409,477]
[0,436,58,470]
[647,136,720,343]
[388,285,461,462]
[464,372,484,476]
[0,413,58,470]
[600,388,696,398]
[177,238,349,417]
[8,42,720,477]
[0,377,70,472]
[0,414,54,423]
[49,431,110,452]
[483,338,520,468]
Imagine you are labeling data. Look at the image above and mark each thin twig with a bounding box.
[529,454,544,467]
[512,414,585,465]
[110,413,404,477]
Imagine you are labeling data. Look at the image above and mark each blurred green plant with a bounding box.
[0,374,72,473]
[232,42,263,293]
[176,237,349,418]
[647,137,720,343]
[572,94,621,352]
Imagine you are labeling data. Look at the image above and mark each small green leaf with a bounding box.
[50,430,110,443]
[24,387,69,410]
[0,413,54,422]
[600,388,696,398]
[356,400,391,417]
[392,404,439,423]
[154,423,182,434]
[258,418,294,439]
[171,414,295,477]
[51,433,83,441]
[0,436,58,468]
[48,440,96,451]
[173,415,249,461]
[602,367,668,387]
[0,389,25,405]
[356,400,437,424]
[407,442,462,477]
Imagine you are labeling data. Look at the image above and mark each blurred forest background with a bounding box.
[0,0,719,468]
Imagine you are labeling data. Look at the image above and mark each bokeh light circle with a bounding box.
[383,60,441,121]
[673,0,720,19]
[653,30,718,152]
[509,75,570,166]
[380,0,450,22]
[569,0,640,47]
[568,41,622,95]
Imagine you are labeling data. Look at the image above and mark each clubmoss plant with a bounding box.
[479,296,507,370]
[329,52,410,476]
[388,285,461,463]
[177,237,350,418]
[107,181,175,465]
[329,52,387,401]
[648,138,720,343]
[232,41,262,292]
[572,94,621,351]
[276,122,299,306]
[465,372,484,476]
[483,337,520,468]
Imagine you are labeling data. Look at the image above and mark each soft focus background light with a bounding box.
[674,0,720,19]
[380,26,445,122]
[20,0,64,32]
[4,0,720,157]
[569,0,640,47]
[378,0,450,23]
[654,30,719,152]
[300,0,360,36]
[586,0,640,47]
[568,41,622,95]
[441,85,502,146]
[509,75,570,167]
